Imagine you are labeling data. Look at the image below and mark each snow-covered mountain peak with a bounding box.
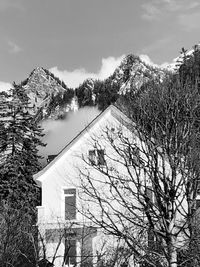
[20,67,75,120]
[111,54,166,95]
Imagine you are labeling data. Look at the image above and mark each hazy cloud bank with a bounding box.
[39,107,100,165]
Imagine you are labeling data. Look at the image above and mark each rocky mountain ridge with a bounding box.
[111,54,166,94]
[15,54,169,120]
[20,67,75,120]
[75,54,167,110]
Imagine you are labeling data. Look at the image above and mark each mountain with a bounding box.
[75,54,168,110]
[16,54,169,121]
[110,54,166,94]
[21,67,75,120]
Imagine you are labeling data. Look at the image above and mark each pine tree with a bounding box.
[0,83,45,210]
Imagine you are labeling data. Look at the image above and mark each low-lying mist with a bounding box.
[39,106,100,166]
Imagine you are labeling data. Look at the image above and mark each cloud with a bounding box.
[139,54,170,69]
[141,0,200,20]
[8,41,22,54]
[178,12,200,31]
[141,2,161,20]
[161,0,200,11]
[49,55,125,88]
[0,81,11,92]
[0,0,24,11]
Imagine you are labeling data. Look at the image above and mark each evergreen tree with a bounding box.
[0,83,45,210]
[94,78,120,110]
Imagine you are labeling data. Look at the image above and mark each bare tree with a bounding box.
[36,218,99,267]
[0,203,96,267]
[94,233,133,267]
[78,75,200,267]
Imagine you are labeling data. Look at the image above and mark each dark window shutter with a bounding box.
[65,239,76,265]
[97,149,105,165]
[64,189,76,220]
[89,150,96,165]
[146,186,153,201]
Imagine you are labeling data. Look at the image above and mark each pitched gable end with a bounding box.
[34,105,133,183]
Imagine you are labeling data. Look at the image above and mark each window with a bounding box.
[64,189,76,220]
[126,146,140,166]
[88,149,105,166]
[88,150,96,165]
[97,149,105,165]
[64,238,76,266]
[145,186,153,201]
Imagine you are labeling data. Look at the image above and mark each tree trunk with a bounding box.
[169,249,177,267]
[168,237,177,267]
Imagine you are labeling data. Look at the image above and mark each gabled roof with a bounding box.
[34,104,134,181]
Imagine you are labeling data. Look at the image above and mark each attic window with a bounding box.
[88,150,96,165]
[88,149,105,166]
[126,146,140,166]
[145,186,153,201]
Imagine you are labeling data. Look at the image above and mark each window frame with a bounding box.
[88,149,106,166]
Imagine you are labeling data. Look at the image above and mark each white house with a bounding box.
[34,101,200,267]
[34,105,137,267]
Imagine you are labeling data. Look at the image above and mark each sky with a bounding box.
[0,0,200,89]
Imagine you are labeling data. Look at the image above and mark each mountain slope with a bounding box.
[21,67,75,120]
[110,54,166,94]
[75,54,168,110]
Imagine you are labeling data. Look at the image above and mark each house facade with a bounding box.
[34,105,136,267]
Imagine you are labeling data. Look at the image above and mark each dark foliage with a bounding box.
[0,83,45,210]
[94,78,120,110]
[75,79,95,107]
[47,89,74,116]
[0,202,38,267]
